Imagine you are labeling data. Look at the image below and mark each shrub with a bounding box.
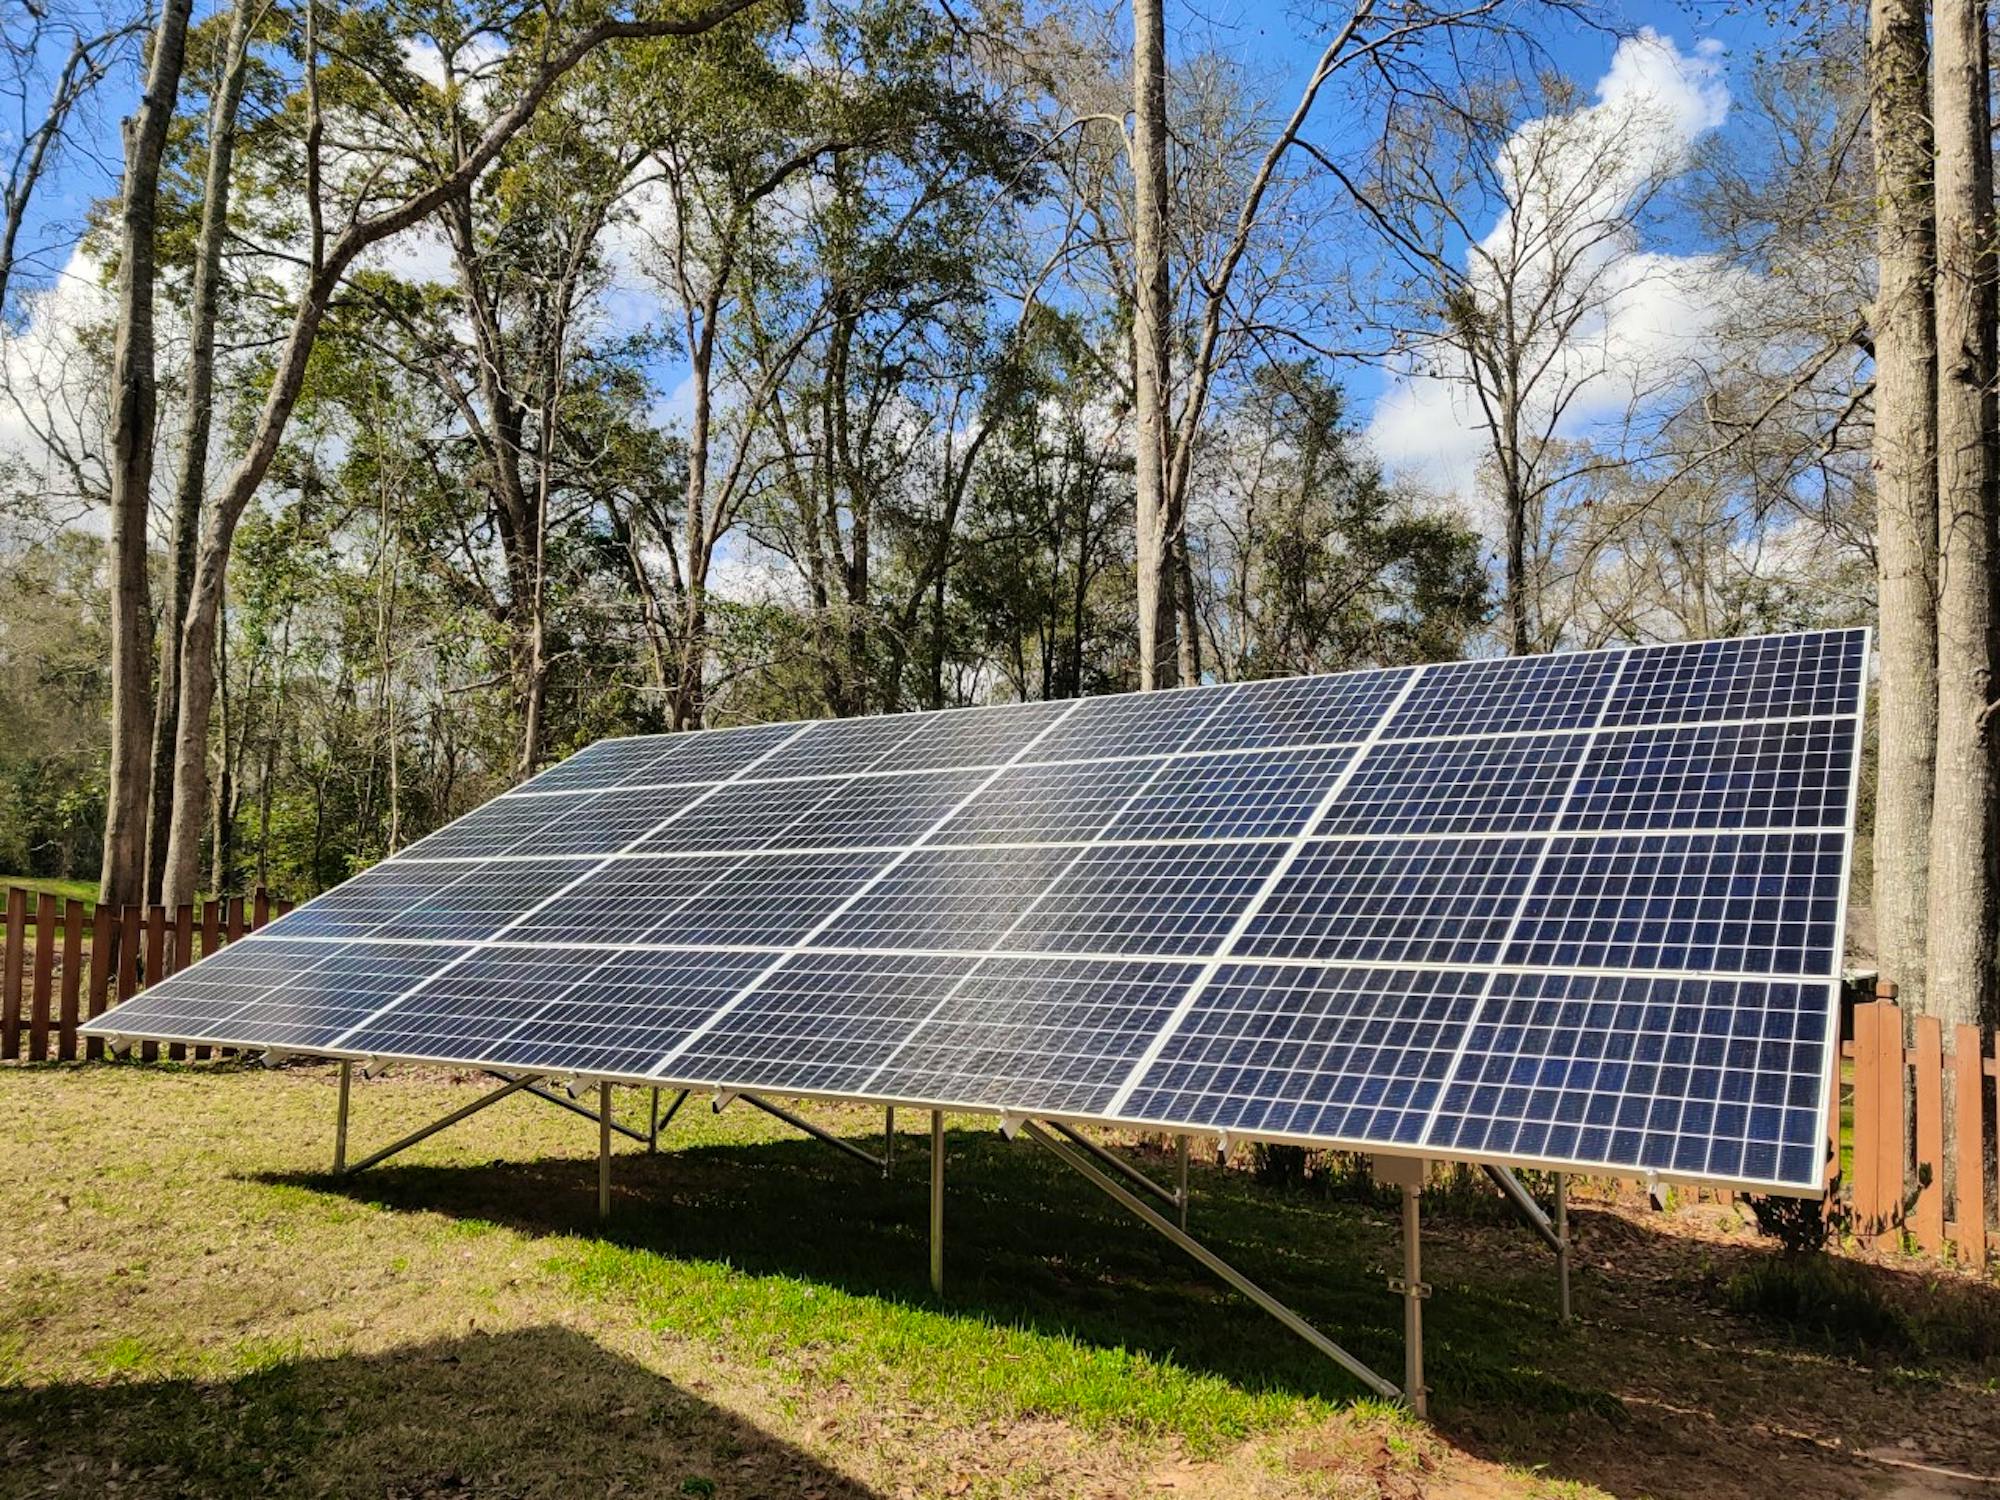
[1721,1255,1911,1353]
[1745,1193,1832,1254]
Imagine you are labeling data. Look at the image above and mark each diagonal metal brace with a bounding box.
[1483,1165,1559,1252]
[488,1071,649,1143]
[1483,1164,1571,1323]
[1020,1121,1401,1402]
[1042,1120,1183,1217]
[340,1073,540,1175]
[724,1092,885,1172]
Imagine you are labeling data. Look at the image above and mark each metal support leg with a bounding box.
[1025,1121,1401,1402]
[884,1106,895,1178]
[334,1061,351,1174]
[649,1087,661,1154]
[929,1109,944,1296]
[598,1082,612,1221]
[1555,1172,1572,1324]
[1175,1134,1190,1231]
[342,1073,539,1175]
[1398,1185,1428,1419]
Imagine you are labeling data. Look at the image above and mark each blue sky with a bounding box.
[4,0,1783,503]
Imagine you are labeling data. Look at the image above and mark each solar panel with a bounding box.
[85,628,1868,1193]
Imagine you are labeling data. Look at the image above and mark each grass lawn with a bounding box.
[1,1063,1996,1498]
[0,877,95,915]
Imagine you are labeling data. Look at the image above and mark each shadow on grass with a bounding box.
[260,1119,1622,1426]
[0,1323,880,1500]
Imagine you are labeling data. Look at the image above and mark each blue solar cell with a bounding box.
[340,945,621,1062]
[1104,747,1354,841]
[1008,842,1287,956]
[527,782,723,854]
[1120,965,1488,1144]
[373,861,588,943]
[1236,837,1541,965]
[814,843,1083,951]
[1179,668,1407,751]
[780,769,992,848]
[1313,734,1585,836]
[1423,972,1831,1188]
[1384,651,1619,738]
[510,854,739,946]
[487,949,772,1077]
[869,956,1206,1114]
[644,849,896,948]
[1563,718,1856,832]
[1604,629,1865,726]
[264,862,484,941]
[931,758,1169,845]
[1024,687,1231,763]
[77,936,361,1045]
[399,794,579,860]
[668,951,978,1093]
[1505,831,1847,975]
[749,714,929,779]
[868,699,1074,772]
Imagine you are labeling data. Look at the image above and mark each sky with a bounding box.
[1,0,1786,525]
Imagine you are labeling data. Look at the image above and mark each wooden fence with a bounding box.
[3,891,1995,1268]
[1846,992,1997,1267]
[0,887,292,1064]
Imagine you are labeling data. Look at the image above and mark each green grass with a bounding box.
[3,1063,1996,1499]
[1,875,95,913]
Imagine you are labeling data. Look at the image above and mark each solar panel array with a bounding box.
[83,629,1868,1192]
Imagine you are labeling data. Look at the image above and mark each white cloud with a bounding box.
[1365,30,1732,509]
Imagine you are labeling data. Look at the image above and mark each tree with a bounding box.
[156,0,772,908]
[101,0,194,906]
[1128,0,1173,689]
[146,0,259,899]
[1341,53,1708,654]
[1866,0,1939,1016]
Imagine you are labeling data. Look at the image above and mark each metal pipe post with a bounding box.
[1175,1134,1190,1230]
[649,1087,661,1154]
[1555,1172,1571,1324]
[598,1082,612,1221]
[884,1106,895,1178]
[1401,1185,1427,1419]
[929,1109,944,1296]
[334,1061,351,1174]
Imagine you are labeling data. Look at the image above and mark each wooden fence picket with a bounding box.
[58,900,82,1061]
[29,892,54,1061]
[1,888,21,1060]
[1952,1024,1986,1266]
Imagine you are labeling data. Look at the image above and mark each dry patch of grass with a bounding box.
[1,1062,1995,1498]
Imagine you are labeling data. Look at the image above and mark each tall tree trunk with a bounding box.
[1869,0,1941,1016]
[1130,0,1176,689]
[1927,0,1996,1032]
[101,0,195,907]
[147,0,255,901]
